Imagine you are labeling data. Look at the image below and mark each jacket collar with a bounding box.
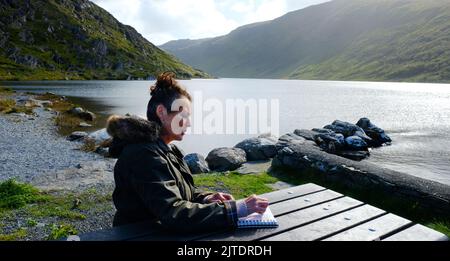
[106,115,161,143]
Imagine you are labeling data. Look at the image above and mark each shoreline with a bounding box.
[0,90,116,240]
[0,91,115,187]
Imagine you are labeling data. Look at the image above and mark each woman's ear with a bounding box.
[156,104,167,120]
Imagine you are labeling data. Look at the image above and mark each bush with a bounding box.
[26,218,38,227]
[0,99,35,115]
[0,179,48,210]
[47,223,78,240]
[0,99,15,112]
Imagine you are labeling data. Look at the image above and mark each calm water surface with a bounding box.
[4,79,450,185]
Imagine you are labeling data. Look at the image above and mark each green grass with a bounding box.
[0,179,49,210]
[5,106,35,115]
[0,0,209,81]
[427,222,450,237]
[0,98,36,115]
[0,180,114,240]
[34,92,61,101]
[26,218,38,227]
[26,203,86,220]
[35,93,86,129]
[54,113,82,128]
[22,188,113,221]
[0,99,16,113]
[47,223,78,240]
[194,172,278,200]
[0,228,27,241]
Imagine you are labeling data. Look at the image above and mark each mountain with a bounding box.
[0,0,208,80]
[160,0,450,83]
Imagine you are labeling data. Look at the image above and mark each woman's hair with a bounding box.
[147,72,192,124]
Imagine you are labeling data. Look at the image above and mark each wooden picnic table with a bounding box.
[75,183,448,241]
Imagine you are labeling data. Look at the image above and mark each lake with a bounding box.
[3,79,450,185]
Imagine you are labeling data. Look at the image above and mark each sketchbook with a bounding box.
[237,207,279,229]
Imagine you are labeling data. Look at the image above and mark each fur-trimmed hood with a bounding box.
[106,115,161,157]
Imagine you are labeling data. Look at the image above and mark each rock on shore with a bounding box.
[234,134,277,161]
[206,147,247,172]
[184,153,210,174]
[294,118,392,161]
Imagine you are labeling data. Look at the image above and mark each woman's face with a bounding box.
[157,97,192,142]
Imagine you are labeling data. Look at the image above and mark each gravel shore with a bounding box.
[0,93,114,184]
[0,92,117,240]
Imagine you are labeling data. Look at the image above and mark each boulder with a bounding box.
[67,131,88,141]
[257,133,278,143]
[324,120,372,142]
[356,118,392,146]
[68,107,84,115]
[206,148,247,172]
[294,129,318,141]
[311,128,335,134]
[314,132,345,150]
[276,133,314,151]
[345,136,368,150]
[68,107,96,121]
[235,160,272,175]
[235,136,277,161]
[78,111,96,121]
[184,153,210,174]
[86,128,111,145]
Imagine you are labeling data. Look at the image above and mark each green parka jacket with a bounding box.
[106,115,237,232]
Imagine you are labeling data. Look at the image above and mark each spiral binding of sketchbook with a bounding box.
[237,207,279,229]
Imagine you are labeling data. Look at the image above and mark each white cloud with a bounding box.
[91,0,330,45]
[244,0,288,24]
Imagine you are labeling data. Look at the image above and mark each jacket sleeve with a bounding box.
[130,148,237,232]
[192,188,214,203]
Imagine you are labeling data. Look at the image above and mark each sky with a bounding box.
[91,0,330,45]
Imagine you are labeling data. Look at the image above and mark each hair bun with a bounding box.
[150,72,176,95]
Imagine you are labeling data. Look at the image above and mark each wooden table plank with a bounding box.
[263,205,386,241]
[271,189,343,216]
[259,183,326,204]
[323,213,413,241]
[198,197,364,241]
[383,224,449,241]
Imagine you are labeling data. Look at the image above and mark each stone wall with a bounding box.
[272,140,450,215]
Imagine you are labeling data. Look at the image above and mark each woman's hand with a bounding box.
[204,192,235,203]
[244,195,269,214]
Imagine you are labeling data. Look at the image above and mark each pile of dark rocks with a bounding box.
[295,118,391,160]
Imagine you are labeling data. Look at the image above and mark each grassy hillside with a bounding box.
[161,0,450,83]
[0,0,208,80]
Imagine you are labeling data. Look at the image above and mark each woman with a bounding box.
[107,72,269,232]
